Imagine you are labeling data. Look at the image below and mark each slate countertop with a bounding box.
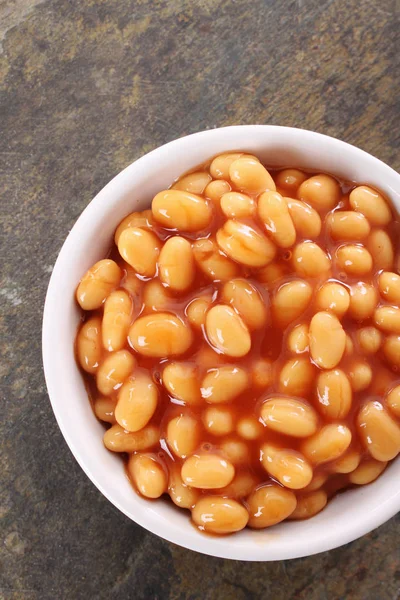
[1,0,399,598]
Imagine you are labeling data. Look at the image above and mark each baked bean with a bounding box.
[386,386,400,418]
[128,453,167,499]
[260,443,313,490]
[229,156,276,194]
[129,313,193,357]
[152,190,212,231]
[103,424,159,452]
[367,229,394,270]
[251,358,273,388]
[166,414,201,458]
[292,242,330,278]
[192,238,239,281]
[202,364,248,405]
[357,400,400,461]
[303,472,328,492]
[202,406,234,436]
[114,209,154,244]
[209,152,248,180]
[301,424,352,465]
[220,438,250,464]
[327,211,370,241]
[298,174,341,211]
[159,237,195,291]
[204,180,231,206]
[255,262,289,286]
[96,350,136,396]
[205,305,251,357]
[76,259,121,310]
[288,490,327,520]
[247,484,297,529]
[272,280,313,327]
[171,171,212,194]
[344,334,354,357]
[258,191,296,248]
[221,279,267,330]
[102,290,132,351]
[76,317,102,373]
[162,362,201,405]
[316,369,352,420]
[216,220,276,267]
[309,311,346,369]
[356,326,382,354]
[186,295,213,329]
[121,264,143,297]
[195,345,223,370]
[378,272,400,304]
[181,454,235,489]
[374,306,400,334]
[348,360,372,392]
[94,396,116,423]
[369,367,397,396]
[168,466,200,509]
[217,472,258,499]
[236,417,264,440]
[260,397,318,438]
[335,244,373,276]
[349,185,392,226]
[348,459,388,485]
[115,372,158,432]
[278,357,315,397]
[220,192,255,219]
[315,282,350,318]
[142,280,171,312]
[348,282,377,321]
[118,227,160,277]
[383,335,400,368]
[331,449,361,474]
[285,198,322,239]
[275,169,307,194]
[287,323,309,354]
[192,497,249,534]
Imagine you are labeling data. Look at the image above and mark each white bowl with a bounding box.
[42,125,400,561]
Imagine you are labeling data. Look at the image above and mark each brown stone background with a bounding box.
[1,0,399,598]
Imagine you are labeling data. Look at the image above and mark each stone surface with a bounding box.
[1,0,399,598]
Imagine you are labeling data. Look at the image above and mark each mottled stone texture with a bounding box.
[1,0,399,598]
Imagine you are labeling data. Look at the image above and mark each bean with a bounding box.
[205,304,251,357]
[202,406,234,435]
[159,237,195,291]
[201,365,249,403]
[172,171,212,194]
[121,263,143,298]
[288,490,327,520]
[260,444,313,490]
[258,191,296,248]
[209,152,249,179]
[166,414,201,458]
[357,400,400,461]
[344,334,354,357]
[369,367,397,396]
[118,227,160,277]
[142,280,171,312]
[114,209,154,244]
[315,282,350,318]
[386,385,400,418]
[287,323,309,354]
[356,326,382,354]
[335,244,373,276]
[94,396,116,423]
[96,350,136,396]
[298,174,341,211]
[162,362,201,405]
[220,438,250,465]
[76,317,102,373]
[348,282,377,321]
[168,466,200,509]
[301,424,352,465]
[152,190,212,231]
[220,191,255,218]
[286,198,322,239]
[275,169,307,194]
[332,449,361,474]
[103,424,159,452]
[247,484,297,529]
[303,472,328,492]
[272,280,313,327]
[348,459,387,485]
[374,306,400,334]
[115,371,158,432]
[255,261,289,286]
[309,311,346,369]
[216,220,276,267]
[251,358,273,388]
[128,453,167,499]
[378,272,400,304]
[349,185,392,226]
[217,472,258,499]
[195,345,224,370]
[316,369,352,420]
[204,180,231,206]
[129,313,193,357]
[221,278,267,330]
[348,360,372,392]
[181,454,235,489]
[292,242,330,278]
[102,290,132,351]
[229,156,276,193]
[192,238,239,281]
[76,259,121,310]
[260,397,318,438]
[383,335,400,368]
[186,295,213,329]
[278,357,315,397]
[192,497,249,534]
[327,211,370,241]
[236,417,264,440]
[367,229,394,270]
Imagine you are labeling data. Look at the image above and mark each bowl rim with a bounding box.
[42,125,400,561]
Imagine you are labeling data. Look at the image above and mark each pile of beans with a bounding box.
[75,152,400,535]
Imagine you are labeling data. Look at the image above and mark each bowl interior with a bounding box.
[43,125,400,561]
